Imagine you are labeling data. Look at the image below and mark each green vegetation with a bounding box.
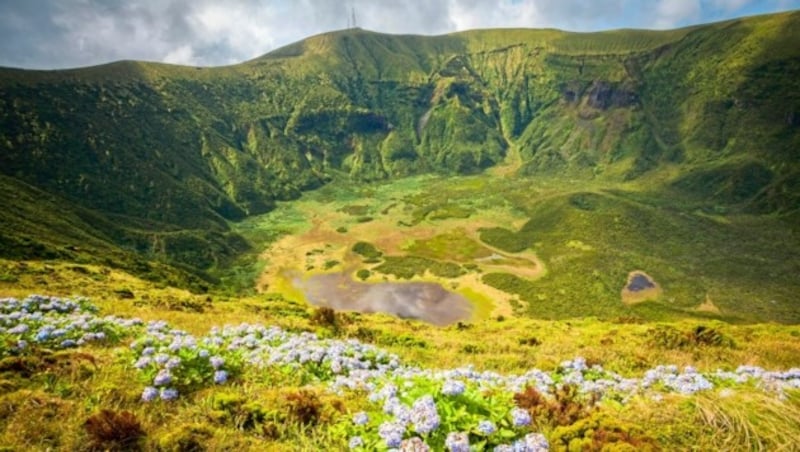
[351,241,383,260]
[375,256,466,279]
[1,11,797,288]
[1,11,800,450]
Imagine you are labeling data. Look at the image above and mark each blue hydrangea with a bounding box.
[401,437,430,451]
[160,387,179,401]
[378,421,405,448]
[141,386,159,402]
[348,436,364,449]
[213,370,229,384]
[445,432,470,452]
[477,419,496,436]
[511,407,532,427]
[153,370,172,386]
[353,411,369,426]
[210,355,225,369]
[411,395,440,435]
[442,380,466,396]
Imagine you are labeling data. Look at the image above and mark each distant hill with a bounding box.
[0,11,798,287]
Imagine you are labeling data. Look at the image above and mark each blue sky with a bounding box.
[0,0,798,69]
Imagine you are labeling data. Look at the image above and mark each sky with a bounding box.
[0,0,798,69]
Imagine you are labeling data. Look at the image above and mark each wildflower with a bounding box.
[401,437,430,451]
[523,432,549,451]
[442,380,466,396]
[213,370,229,384]
[378,421,405,448]
[8,324,28,334]
[160,387,179,401]
[353,411,369,426]
[511,407,532,427]
[141,386,159,402]
[153,370,172,386]
[165,357,181,370]
[198,349,209,358]
[349,436,364,449]
[60,339,77,348]
[153,353,170,365]
[445,432,469,452]
[141,346,155,356]
[410,395,440,435]
[210,355,225,369]
[134,357,152,369]
[477,420,496,436]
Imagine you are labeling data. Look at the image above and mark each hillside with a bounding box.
[0,11,799,287]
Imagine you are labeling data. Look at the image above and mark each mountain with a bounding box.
[0,11,798,288]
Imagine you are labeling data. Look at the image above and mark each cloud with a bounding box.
[0,0,797,69]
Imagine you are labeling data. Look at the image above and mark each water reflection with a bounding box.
[292,272,472,326]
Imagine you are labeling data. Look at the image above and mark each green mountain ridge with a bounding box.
[0,11,798,287]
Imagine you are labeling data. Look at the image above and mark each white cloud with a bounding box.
[652,0,702,28]
[0,0,796,69]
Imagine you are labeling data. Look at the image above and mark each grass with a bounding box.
[1,11,799,450]
[2,261,800,449]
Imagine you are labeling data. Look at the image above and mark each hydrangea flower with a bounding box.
[441,380,466,396]
[141,386,159,402]
[378,421,405,448]
[160,387,179,401]
[353,411,369,426]
[213,370,229,384]
[410,395,440,435]
[348,436,364,449]
[153,370,172,386]
[400,437,430,451]
[511,407,532,427]
[445,432,470,452]
[477,419,496,436]
[210,356,225,369]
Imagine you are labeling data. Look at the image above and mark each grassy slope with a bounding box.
[2,262,800,450]
[1,11,798,286]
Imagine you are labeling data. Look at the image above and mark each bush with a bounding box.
[84,409,145,451]
[352,242,383,260]
[514,384,598,428]
[550,413,659,451]
[646,325,734,349]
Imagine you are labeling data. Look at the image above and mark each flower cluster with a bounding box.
[130,321,243,402]
[0,295,140,357]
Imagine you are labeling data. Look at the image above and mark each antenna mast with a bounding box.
[351,7,357,28]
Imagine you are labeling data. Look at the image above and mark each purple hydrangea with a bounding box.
[511,407,532,427]
[348,436,364,449]
[378,421,405,448]
[441,380,466,396]
[153,370,172,386]
[210,355,225,369]
[445,432,470,452]
[213,370,229,384]
[141,386,159,402]
[410,395,440,435]
[160,387,179,401]
[477,420,496,436]
[353,411,369,426]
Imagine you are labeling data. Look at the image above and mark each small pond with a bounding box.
[291,272,472,326]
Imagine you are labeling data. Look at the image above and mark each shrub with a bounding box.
[514,384,598,428]
[647,325,734,349]
[310,307,339,330]
[84,409,145,451]
[158,424,214,452]
[352,242,383,259]
[284,390,323,425]
[550,413,659,451]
